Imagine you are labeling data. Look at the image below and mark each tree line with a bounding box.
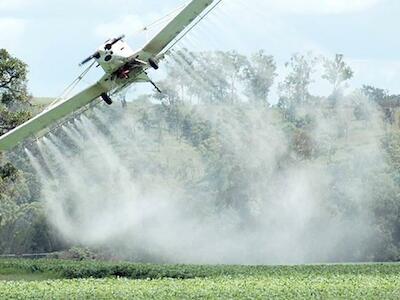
[1,48,400,261]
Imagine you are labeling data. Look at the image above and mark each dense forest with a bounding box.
[1,48,400,263]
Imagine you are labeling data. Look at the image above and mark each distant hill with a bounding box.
[32,97,55,106]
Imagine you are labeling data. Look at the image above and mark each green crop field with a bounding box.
[0,259,400,299]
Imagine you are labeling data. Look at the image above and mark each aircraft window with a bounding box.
[104,55,112,62]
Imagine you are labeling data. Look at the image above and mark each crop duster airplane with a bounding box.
[0,0,220,151]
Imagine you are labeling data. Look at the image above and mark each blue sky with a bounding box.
[1,0,400,101]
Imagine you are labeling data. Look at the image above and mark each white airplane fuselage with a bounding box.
[95,39,136,74]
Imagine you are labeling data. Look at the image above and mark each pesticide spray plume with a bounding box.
[18,0,394,264]
[24,90,388,264]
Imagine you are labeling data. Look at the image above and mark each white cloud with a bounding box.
[262,0,381,15]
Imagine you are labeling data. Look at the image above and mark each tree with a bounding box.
[0,49,32,186]
[190,51,248,104]
[322,54,353,106]
[0,50,35,254]
[155,50,250,105]
[157,49,197,103]
[278,52,318,120]
[243,50,277,106]
[0,49,32,135]
[0,49,32,176]
[322,54,353,93]
[362,85,388,104]
[362,85,400,124]
[0,49,30,108]
[217,50,249,104]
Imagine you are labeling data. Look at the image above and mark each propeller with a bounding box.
[104,34,125,50]
[79,52,101,66]
[79,34,125,66]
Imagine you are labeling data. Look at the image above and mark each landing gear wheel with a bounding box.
[101,93,113,105]
[148,58,159,70]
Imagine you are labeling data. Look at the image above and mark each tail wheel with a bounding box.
[101,93,113,105]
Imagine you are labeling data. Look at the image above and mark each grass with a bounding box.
[0,263,56,283]
[0,259,400,299]
[0,271,60,281]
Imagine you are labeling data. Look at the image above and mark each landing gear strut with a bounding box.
[149,80,162,93]
[101,93,113,105]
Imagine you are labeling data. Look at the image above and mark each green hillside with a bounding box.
[32,97,55,106]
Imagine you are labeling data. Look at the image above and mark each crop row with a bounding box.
[1,274,400,299]
[0,259,399,280]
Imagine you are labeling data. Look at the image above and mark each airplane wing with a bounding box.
[0,0,218,152]
[139,0,215,60]
[0,82,109,151]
